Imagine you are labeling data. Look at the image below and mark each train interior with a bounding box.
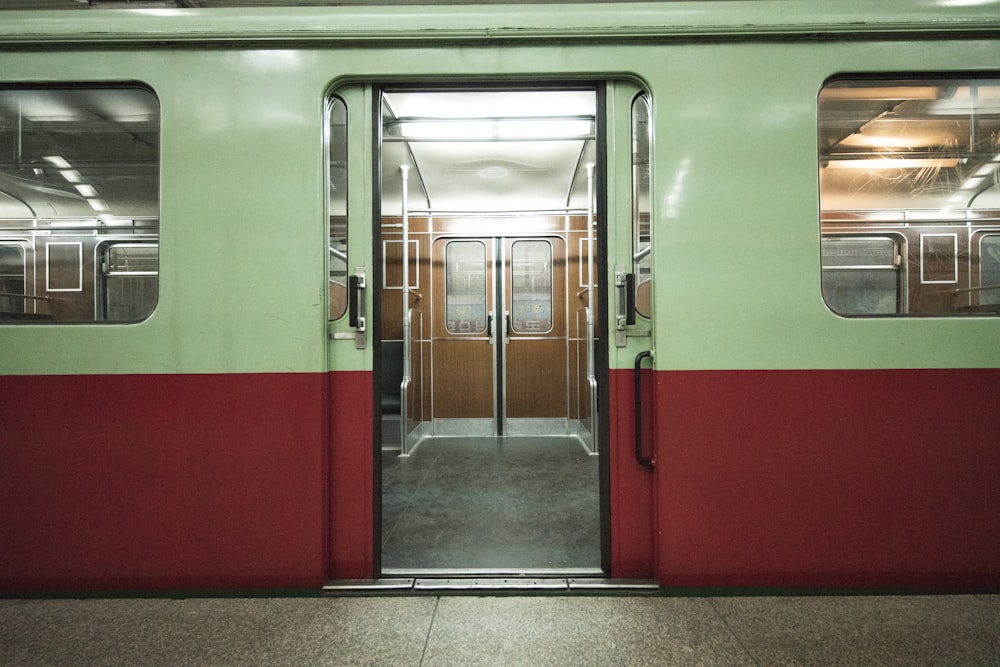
[366,88,604,574]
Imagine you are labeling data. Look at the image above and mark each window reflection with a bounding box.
[819,78,1000,316]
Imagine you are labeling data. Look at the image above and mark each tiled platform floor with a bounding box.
[2,593,999,665]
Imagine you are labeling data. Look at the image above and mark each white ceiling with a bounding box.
[379,90,598,214]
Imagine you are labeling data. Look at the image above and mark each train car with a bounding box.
[1,1,999,592]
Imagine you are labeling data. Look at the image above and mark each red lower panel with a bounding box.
[654,368,1000,589]
[327,371,374,579]
[608,368,656,578]
[0,373,327,591]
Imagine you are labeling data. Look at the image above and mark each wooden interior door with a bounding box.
[502,237,568,424]
[430,235,569,432]
[431,238,496,422]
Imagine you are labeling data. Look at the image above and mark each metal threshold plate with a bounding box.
[322,578,415,592]
[415,578,568,591]
[323,577,659,592]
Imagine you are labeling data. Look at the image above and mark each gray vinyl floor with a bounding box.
[380,436,601,573]
[3,594,999,665]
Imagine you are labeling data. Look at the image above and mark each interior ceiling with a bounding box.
[379,90,598,214]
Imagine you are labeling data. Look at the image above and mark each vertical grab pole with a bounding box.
[586,162,595,308]
[400,165,410,454]
[585,163,598,451]
[634,350,655,470]
[401,165,410,321]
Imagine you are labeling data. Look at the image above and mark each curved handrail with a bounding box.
[633,350,654,470]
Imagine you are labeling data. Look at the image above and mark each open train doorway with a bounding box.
[376,87,605,574]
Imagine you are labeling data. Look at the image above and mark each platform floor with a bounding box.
[3,593,999,665]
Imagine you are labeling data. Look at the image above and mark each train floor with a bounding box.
[380,435,601,573]
[3,593,999,665]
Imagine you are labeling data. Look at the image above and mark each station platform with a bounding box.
[3,591,998,665]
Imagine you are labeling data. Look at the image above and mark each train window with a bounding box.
[981,235,1000,307]
[632,92,652,318]
[818,77,1000,316]
[0,244,26,317]
[328,95,348,321]
[0,86,159,323]
[821,237,901,315]
[510,239,553,334]
[101,243,158,321]
[445,240,487,334]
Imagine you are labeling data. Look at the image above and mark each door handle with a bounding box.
[348,268,367,349]
[615,266,637,347]
[633,350,654,470]
[487,310,494,344]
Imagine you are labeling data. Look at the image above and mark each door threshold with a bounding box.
[323,574,658,593]
[382,567,605,577]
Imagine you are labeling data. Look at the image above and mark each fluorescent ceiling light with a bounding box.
[497,119,592,139]
[400,121,494,140]
[398,118,593,141]
[75,184,99,198]
[839,134,953,149]
[43,156,72,169]
[87,198,109,212]
[820,86,941,101]
[826,158,960,170]
[60,170,84,183]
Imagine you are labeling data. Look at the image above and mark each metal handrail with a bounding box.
[633,350,654,470]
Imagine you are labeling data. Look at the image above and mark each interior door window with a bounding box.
[510,239,553,333]
[445,240,487,334]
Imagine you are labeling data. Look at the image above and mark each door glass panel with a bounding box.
[445,240,487,334]
[327,95,348,321]
[510,239,553,333]
[632,92,652,318]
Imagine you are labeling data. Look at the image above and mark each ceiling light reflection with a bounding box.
[825,158,960,169]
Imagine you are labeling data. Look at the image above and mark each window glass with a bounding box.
[818,77,1000,316]
[511,239,552,334]
[0,244,26,316]
[328,95,349,320]
[0,86,159,323]
[445,240,487,334]
[981,235,1000,307]
[821,237,900,315]
[103,243,158,321]
[632,93,652,318]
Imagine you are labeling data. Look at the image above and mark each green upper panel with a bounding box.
[0,3,998,374]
